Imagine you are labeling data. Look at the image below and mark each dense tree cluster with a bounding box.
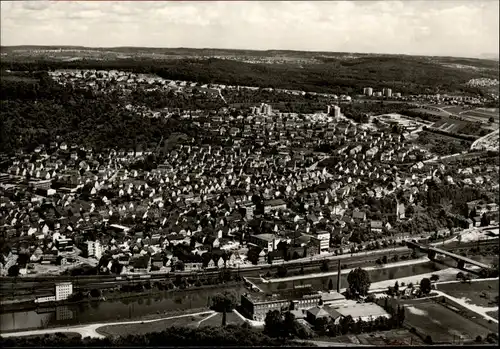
[264,310,311,339]
[2,53,495,96]
[417,132,472,155]
[346,267,371,298]
[129,87,226,111]
[0,78,203,154]
[346,180,492,238]
[209,290,238,312]
[419,278,432,295]
[0,324,305,347]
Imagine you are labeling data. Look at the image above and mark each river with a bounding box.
[1,255,495,333]
[0,285,247,333]
[255,260,445,294]
[253,254,497,294]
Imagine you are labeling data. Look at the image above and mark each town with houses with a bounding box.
[0,65,499,346]
[0,69,499,283]
[1,0,499,345]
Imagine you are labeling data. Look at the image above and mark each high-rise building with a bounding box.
[328,105,341,118]
[87,241,103,259]
[262,103,272,116]
[383,88,392,97]
[255,103,272,116]
[266,104,272,116]
[363,87,373,96]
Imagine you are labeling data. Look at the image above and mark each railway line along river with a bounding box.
[0,254,495,333]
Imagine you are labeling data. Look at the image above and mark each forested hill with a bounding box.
[0,75,202,155]
[1,53,497,96]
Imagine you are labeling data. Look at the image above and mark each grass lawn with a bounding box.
[14,332,82,340]
[315,329,423,346]
[198,312,245,328]
[97,313,210,337]
[0,74,39,83]
[442,106,467,114]
[463,110,499,120]
[436,280,499,308]
[358,330,424,346]
[403,299,492,343]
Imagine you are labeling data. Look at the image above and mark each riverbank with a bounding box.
[0,281,245,314]
[263,256,431,284]
[367,265,483,292]
[2,273,496,339]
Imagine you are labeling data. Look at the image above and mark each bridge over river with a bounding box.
[406,241,492,271]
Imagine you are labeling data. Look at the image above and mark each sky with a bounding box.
[1,0,499,58]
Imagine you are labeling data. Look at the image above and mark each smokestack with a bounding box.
[337,260,341,293]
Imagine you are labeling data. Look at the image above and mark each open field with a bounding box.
[10,332,82,341]
[430,116,490,137]
[410,107,448,118]
[476,108,500,116]
[402,299,493,343]
[96,310,246,337]
[436,280,499,308]
[442,106,470,114]
[431,118,472,134]
[96,313,209,337]
[416,130,472,155]
[0,74,39,83]
[462,110,499,121]
[315,329,424,346]
[441,106,499,125]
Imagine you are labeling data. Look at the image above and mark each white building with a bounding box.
[327,105,341,118]
[307,230,331,253]
[55,282,73,301]
[334,302,390,322]
[383,88,393,98]
[258,103,272,116]
[87,241,103,259]
[35,295,56,304]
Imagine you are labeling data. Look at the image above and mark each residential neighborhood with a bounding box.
[1,70,498,280]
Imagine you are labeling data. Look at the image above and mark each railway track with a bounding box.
[1,239,497,296]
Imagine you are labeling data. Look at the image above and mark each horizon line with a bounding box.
[1,44,498,61]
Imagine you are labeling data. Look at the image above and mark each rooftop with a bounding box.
[318,291,345,302]
[242,292,288,304]
[334,302,389,319]
[253,234,277,242]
